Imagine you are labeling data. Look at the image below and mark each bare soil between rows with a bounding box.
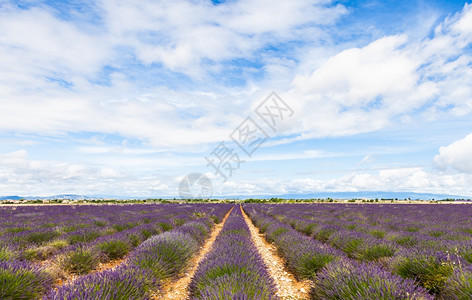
[154,207,234,299]
[240,205,312,300]
[157,205,311,299]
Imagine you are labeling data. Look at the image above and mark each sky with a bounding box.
[0,0,472,198]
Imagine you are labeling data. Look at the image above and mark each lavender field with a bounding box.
[1,203,471,299]
[244,203,472,299]
[0,203,231,299]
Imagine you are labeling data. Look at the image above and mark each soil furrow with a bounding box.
[155,206,234,300]
[240,205,312,300]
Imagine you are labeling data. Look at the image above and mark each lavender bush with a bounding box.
[440,264,472,299]
[190,206,277,300]
[390,249,456,294]
[45,266,156,300]
[0,243,17,261]
[5,202,471,298]
[247,202,472,298]
[47,206,223,299]
[0,259,53,299]
[312,259,433,300]
[128,231,198,281]
[244,205,343,280]
[57,244,102,275]
[97,239,130,261]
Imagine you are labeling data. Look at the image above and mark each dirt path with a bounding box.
[50,257,127,288]
[241,205,312,300]
[155,206,234,300]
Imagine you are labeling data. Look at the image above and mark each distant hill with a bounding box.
[0,194,97,201]
[220,191,472,200]
[1,191,470,201]
[42,194,95,200]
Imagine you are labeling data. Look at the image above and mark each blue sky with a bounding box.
[0,0,471,197]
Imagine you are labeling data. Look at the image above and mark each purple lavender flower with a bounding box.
[313,259,433,300]
[190,206,277,299]
[45,266,156,300]
[441,263,472,299]
[0,259,53,299]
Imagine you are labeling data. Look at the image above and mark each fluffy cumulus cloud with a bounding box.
[1,1,472,196]
[211,168,472,197]
[0,149,175,196]
[100,0,346,74]
[289,35,421,138]
[288,3,472,140]
[1,1,471,147]
[0,0,347,81]
[0,0,347,148]
[0,150,121,181]
[434,134,472,173]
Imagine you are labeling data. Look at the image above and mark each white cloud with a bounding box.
[0,150,30,169]
[0,149,177,196]
[247,149,338,162]
[287,3,472,141]
[1,2,470,149]
[1,148,471,197]
[209,167,472,197]
[0,150,123,192]
[99,0,346,74]
[335,167,472,196]
[0,1,472,197]
[0,5,109,88]
[98,168,122,179]
[434,133,472,173]
[0,0,348,149]
[293,35,417,102]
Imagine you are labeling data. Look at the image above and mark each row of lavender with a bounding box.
[257,203,472,296]
[189,205,277,299]
[0,203,231,299]
[267,204,472,255]
[47,218,215,299]
[243,204,472,299]
[1,204,221,261]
